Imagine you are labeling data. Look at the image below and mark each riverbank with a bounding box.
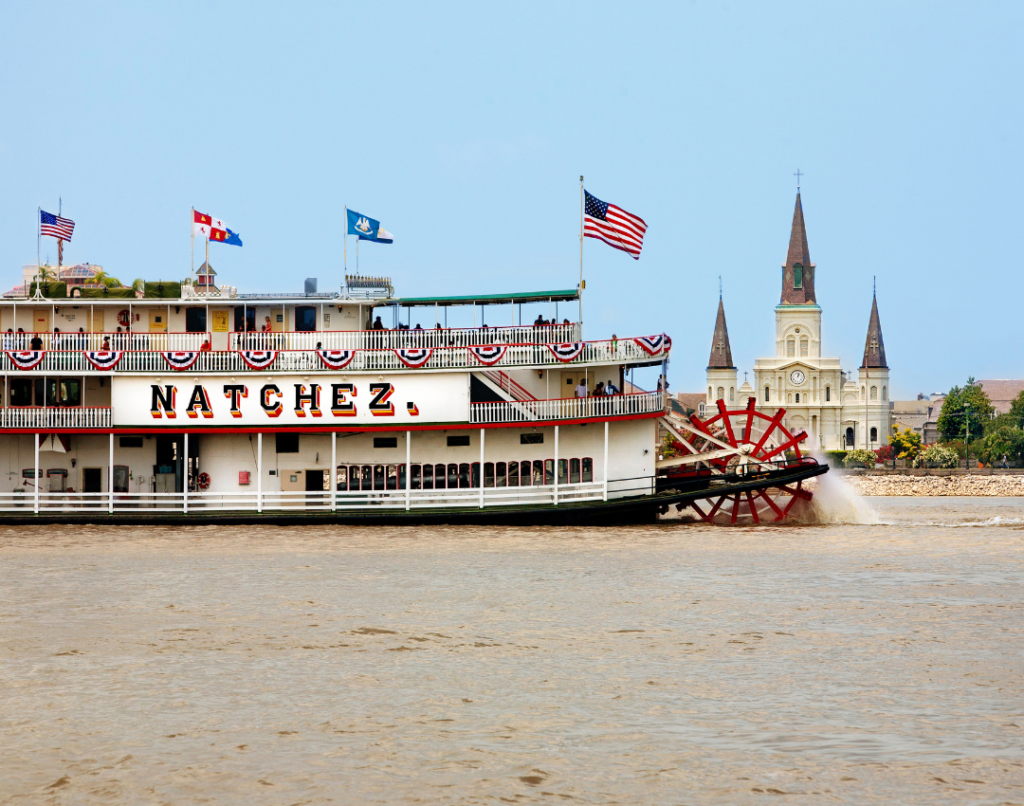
[840,473,1024,496]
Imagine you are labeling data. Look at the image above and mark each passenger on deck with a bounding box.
[575,379,588,398]
[534,315,544,326]
[200,339,211,352]
[30,333,43,350]
[605,380,620,395]
[372,316,385,330]
[593,381,605,397]
[263,316,272,332]
[3,329,12,350]
[102,337,111,351]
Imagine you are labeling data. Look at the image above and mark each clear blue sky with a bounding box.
[2,1,1021,398]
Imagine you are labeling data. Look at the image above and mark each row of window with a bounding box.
[335,458,594,491]
[785,337,810,358]
[276,432,545,454]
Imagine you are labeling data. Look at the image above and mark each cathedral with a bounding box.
[705,192,891,452]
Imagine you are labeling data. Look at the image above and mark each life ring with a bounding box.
[117,309,130,327]
[197,472,211,490]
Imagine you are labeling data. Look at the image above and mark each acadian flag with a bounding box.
[193,210,243,246]
[346,209,394,244]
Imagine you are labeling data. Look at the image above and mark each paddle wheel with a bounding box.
[657,398,816,525]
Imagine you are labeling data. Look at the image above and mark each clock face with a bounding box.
[790,370,806,386]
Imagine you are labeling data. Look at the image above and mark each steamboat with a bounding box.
[0,271,825,525]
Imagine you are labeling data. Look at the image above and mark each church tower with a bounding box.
[774,192,822,361]
[706,296,738,406]
[856,290,891,449]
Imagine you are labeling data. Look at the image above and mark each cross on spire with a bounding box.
[794,168,803,190]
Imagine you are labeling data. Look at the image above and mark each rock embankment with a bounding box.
[845,475,1024,497]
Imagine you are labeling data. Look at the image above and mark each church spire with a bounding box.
[707,296,735,369]
[781,191,816,305]
[860,291,888,369]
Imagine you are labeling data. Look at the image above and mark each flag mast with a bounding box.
[578,175,584,334]
[344,205,347,271]
[190,207,195,291]
[36,206,41,295]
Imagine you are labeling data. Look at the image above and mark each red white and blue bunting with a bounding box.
[317,349,355,370]
[634,334,668,356]
[547,342,585,363]
[5,350,45,370]
[239,350,278,370]
[85,350,124,371]
[161,351,201,371]
[394,348,433,368]
[467,344,508,366]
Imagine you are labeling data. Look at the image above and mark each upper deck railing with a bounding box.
[0,335,668,375]
[470,391,665,424]
[228,323,580,351]
[3,332,209,352]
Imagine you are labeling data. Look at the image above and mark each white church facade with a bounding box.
[706,192,891,452]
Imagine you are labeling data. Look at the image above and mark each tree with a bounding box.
[889,425,922,462]
[977,426,1024,467]
[937,378,994,443]
[1009,390,1024,428]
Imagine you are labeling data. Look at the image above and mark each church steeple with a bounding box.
[860,291,887,369]
[707,296,735,369]
[781,192,816,305]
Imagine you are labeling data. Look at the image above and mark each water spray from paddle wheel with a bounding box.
[658,398,816,525]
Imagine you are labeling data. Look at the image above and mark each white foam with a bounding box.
[800,459,881,525]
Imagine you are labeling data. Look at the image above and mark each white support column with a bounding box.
[108,432,114,513]
[405,430,411,511]
[257,432,263,513]
[603,421,609,501]
[479,429,485,508]
[330,432,337,512]
[183,432,189,514]
[553,425,559,506]
[33,433,39,514]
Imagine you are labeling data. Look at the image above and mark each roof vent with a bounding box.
[304,278,317,294]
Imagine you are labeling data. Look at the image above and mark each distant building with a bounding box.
[978,380,1024,416]
[706,192,892,451]
[4,263,104,298]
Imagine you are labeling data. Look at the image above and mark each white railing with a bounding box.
[0,336,665,375]
[0,481,606,514]
[3,407,112,429]
[470,391,665,424]
[228,323,581,352]
[2,332,209,352]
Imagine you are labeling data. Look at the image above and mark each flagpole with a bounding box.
[58,197,62,283]
[36,206,41,294]
[344,205,347,271]
[579,175,584,336]
[205,236,210,293]
[190,207,195,291]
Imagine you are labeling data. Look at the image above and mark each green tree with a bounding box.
[937,378,994,443]
[1009,389,1024,428]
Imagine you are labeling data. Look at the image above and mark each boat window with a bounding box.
[471,463,481,488]
[435,463,446,489]
[458,463,470,488]
[361,465,372,490]
[295,305,316,332]
[484,463,495,488]
[113,465,129,493]
[276,434,299,453]
[544,459,554,485]
[521,433,543,445]
[558,460,568,485]
[422,463,433,490]
[374,465,385,491]
[533,460,544,486]
[507,461,519,487]
[374,436,398,448]
[570,458,581,484]
[386,465,398,490]
[336,466,348,491]
[185,307,207,333]
[495,462,506,488]
[582,458,593,483]
[519,462,531,486]
[411,464,421,490]
[447,435,470,447]
[10,379,33,406]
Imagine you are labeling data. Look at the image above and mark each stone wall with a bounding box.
[845,474,1024,497]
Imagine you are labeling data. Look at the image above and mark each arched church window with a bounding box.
[729,387,734,402]
[882,386,887,401]
[786,338,795,357]
[825,386,831,402]
[845,427,854,447]
[793,264,803,288]
[764,386,770,403]
[787,393,792,404]
[795,393,800,403]
[861,386,866,399]
[800,337,808,357]
[708,386,712,399]
[717,386,724,401]
[870,427,878,443]
[870,386,878,401]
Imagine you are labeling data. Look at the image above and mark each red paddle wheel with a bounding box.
[659,398,815,525]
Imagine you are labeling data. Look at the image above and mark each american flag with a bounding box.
[584,190,646,260]
[40,210,75,241]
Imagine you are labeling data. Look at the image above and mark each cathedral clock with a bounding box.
[790,369,806,385]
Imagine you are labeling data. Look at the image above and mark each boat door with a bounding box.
[33,307,51,336]
[281,469,304,508]
[82,468,103,493]
[149,309,167,333]
[560,372,578,398]
[91,309,104,333]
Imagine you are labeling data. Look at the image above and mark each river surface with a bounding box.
[2,496,1023,804]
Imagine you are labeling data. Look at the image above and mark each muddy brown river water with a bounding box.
[1,496,1023,804]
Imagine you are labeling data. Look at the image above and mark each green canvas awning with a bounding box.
[395,289,579,307]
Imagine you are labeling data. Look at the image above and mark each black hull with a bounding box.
[0,463,827,527]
